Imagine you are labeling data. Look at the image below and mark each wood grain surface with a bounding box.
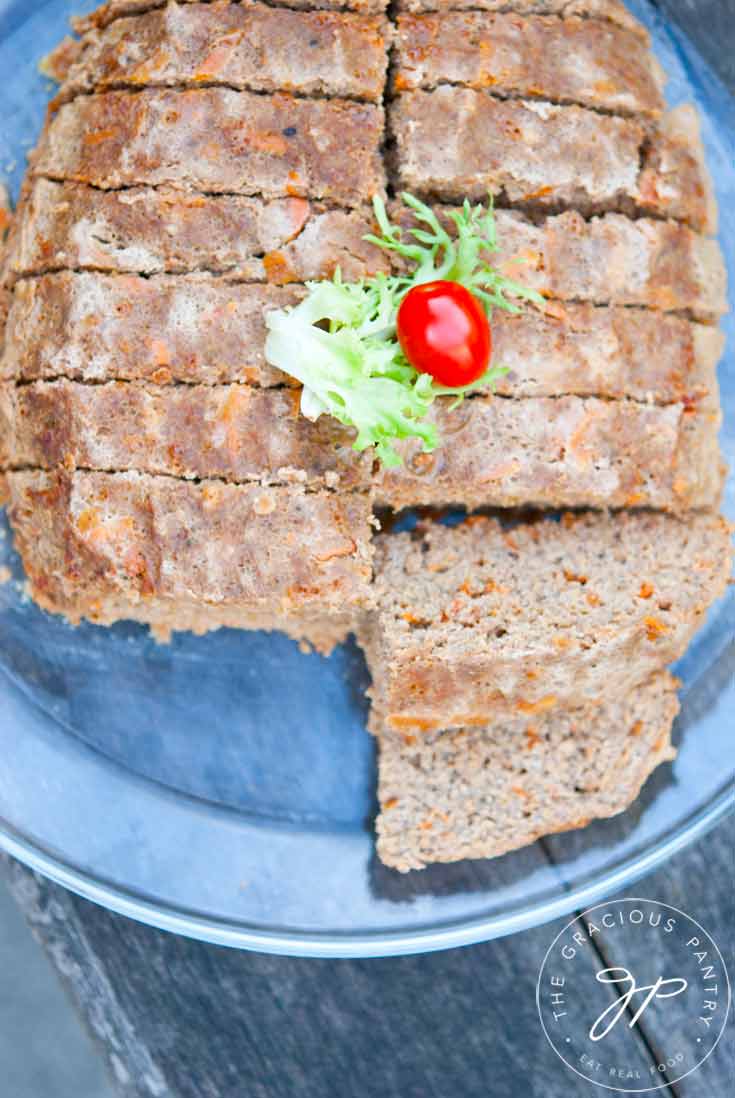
[3,812,733,1098]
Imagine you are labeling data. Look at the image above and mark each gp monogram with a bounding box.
[536,899,730,1092]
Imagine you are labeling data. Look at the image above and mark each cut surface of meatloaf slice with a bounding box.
[391,205,727,322]
[377,396,722,513]
[361,511,732,734]
[1,274,300,386]
[73,0,388,36]
[393,11,664,117]
[4,384,722,513]
[33,89,385,206]
[394,0,646,39]
[59,2,389,103]
[5,180,386,284]
[4,469,375,639]
[376,673,679,871]
[391,91,712,231]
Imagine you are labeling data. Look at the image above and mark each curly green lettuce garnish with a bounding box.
[264,194,542,467]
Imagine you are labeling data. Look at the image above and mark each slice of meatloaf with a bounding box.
[73,0,389,36]
[361,511,732,735]
[391,91,712,230]
[491,306,722,407]
[33,89,385,205]
[4,181,386,284]
[1,274,301,386]
[393,11,664,117]
[390,206,727,322]
[4,468,375,633]
[0,382,372,491]
[394,0,646,40]
[59,3,389,103]
[377,397,722,513]
[4,385,721,512]
[492,209,726,321]
[376,673,679,871]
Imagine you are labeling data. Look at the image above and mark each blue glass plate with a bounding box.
[0,0,732,957]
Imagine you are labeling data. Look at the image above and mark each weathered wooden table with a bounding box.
[2,1,734,1095]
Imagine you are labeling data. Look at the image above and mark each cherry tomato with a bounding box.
[396,280,491,387]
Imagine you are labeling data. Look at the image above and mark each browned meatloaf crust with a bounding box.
[33,88,385,205]
[393,10,664,117]
[57,2,390,103]
[361,511,732,734]
[3,468,375,640]
[391,93,713,230]
[376,672,679,871]
[72,0,389,37]
[3,382,721,514]
[4,180,387,284]
[395,0,644,37]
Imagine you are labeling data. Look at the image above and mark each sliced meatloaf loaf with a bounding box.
[3,469,375,648]
[361,511,731,735]
[4,181,386,284]
[33,88,385,205]
[391,94,713,230]
[376,672,678,871]
[3,383,721,514]
[57,2,389,103]
[393,10,665,117]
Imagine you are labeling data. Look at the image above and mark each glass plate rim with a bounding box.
[1,771,732,958]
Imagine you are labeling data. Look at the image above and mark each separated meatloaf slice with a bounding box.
[4,181,386,284]
[376,672,679,871]
[32,88,384,206]
[4,382,721,513]
[391,94,714,231]
[3,469,375,649]
[57,2,389,103]
[361,511,731,735]
[393,10,664,117]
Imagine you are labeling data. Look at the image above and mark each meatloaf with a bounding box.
[376,672,679,871]
[4,381,719,513]
[3,468,375,648]
[56,2,390,103]
[393,10,665,117]
[362,511,731,735]
[4,180,386,284]
[391,93,713,230]
[33,88,385,204]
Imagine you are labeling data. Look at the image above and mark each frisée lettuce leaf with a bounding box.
[264,193,542,468]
